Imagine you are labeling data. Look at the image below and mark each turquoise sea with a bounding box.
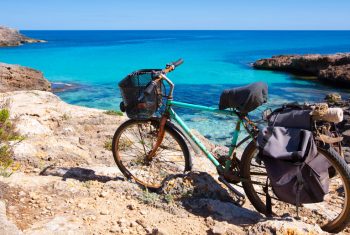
[1,30,350,144]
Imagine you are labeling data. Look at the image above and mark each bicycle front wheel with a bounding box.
[241,141,350,233]
[112,118,191,189]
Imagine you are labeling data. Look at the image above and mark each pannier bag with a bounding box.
[258,126,330,207]
[119,69,162,119]
[269,103,344,129]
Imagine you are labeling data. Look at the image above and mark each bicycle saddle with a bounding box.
[219,82,268,114]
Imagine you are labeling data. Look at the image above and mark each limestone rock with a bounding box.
[247,218,327,235]
[253,53,350,86]
[1,90,125,168]
[0,88,347,234]
[24,216,86,235]
[0,200,23,235]
[253,53,350,76]
[0,63,51,92]
[325,92,342,102]
[0,26,45,47]
[319,64,350,84]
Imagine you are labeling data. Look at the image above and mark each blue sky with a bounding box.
[1,0,350,30]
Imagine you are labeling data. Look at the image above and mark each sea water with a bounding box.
[1,30,350,144]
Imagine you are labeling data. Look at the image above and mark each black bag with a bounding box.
[268,104,312,130]
[219,82,268,114]
[258,126,330,206]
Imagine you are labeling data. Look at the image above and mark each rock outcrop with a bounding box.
[253,53,350,86]
[319,64,350,84]
[0,63,51,92]
[1,90,123,168]
[0,26,45,47]
[0,200,23,235]
[0,91,345,234]
[324,93,350,163]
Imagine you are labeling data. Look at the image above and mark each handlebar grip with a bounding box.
[138,81,157,102]
[171,58,184,68]
[144,81,157,95]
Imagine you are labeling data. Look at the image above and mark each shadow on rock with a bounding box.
[159,171,262,226]
[40,166,124,183]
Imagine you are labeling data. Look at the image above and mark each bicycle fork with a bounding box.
[146,115,168,161]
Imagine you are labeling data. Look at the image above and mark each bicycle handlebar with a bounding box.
[140,59,183,101]
[169,58,184,68]
[163,58,184,73]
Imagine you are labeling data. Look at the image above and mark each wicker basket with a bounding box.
[119,69,162,119]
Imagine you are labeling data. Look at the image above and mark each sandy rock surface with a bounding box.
[0,91,343,234]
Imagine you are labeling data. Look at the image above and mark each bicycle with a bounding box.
[112,59,350,233]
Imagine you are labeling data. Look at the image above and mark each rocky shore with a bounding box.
[0,61,348,234]
[0,26,45,47]
[0,63,51,92]
[0,90,333,235]
[0,54,348,233]
[253,53,350,86]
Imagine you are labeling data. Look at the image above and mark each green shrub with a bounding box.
[163,194,174,204]
[0,145,18,177]
[0,107,22,177]
[138,189,159,205]
[0,145,11,161]
[104,110,123,116]
[0,109,9,123]
[0,108,23,142]
[104,140,112,151]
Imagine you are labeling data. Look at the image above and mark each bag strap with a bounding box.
[295,162,304,219]
[260,113,279,150]
[294,162,320,218]
[264,177,272,216]
[268,103,303,120]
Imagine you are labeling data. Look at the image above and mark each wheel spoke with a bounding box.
[113,120,187,188]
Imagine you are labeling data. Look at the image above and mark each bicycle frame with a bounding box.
[165,99,254,172]
[146,72,257,176]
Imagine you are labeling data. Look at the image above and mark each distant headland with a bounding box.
[253,53,350,87]
[0,26,45,47]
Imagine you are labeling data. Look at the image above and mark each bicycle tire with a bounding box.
[112,118,191,190]
[241,141,350,233]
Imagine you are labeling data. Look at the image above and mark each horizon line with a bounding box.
[19,29,350,31]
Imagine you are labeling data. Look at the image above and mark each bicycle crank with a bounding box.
[218,176,246,206]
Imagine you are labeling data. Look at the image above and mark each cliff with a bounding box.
[0,26,45,47]
[253,53,350,86]
[0,63,51,92]
[0,91,330,234]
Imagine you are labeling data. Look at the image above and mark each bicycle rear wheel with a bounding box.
[112,118,191,189]
[241,141,350,233]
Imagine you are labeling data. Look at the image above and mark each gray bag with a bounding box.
[257,126,330,207]
[268,105,312,130]
[269,109,311,130]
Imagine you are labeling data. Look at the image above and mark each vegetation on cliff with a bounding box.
[0,101,21,177]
